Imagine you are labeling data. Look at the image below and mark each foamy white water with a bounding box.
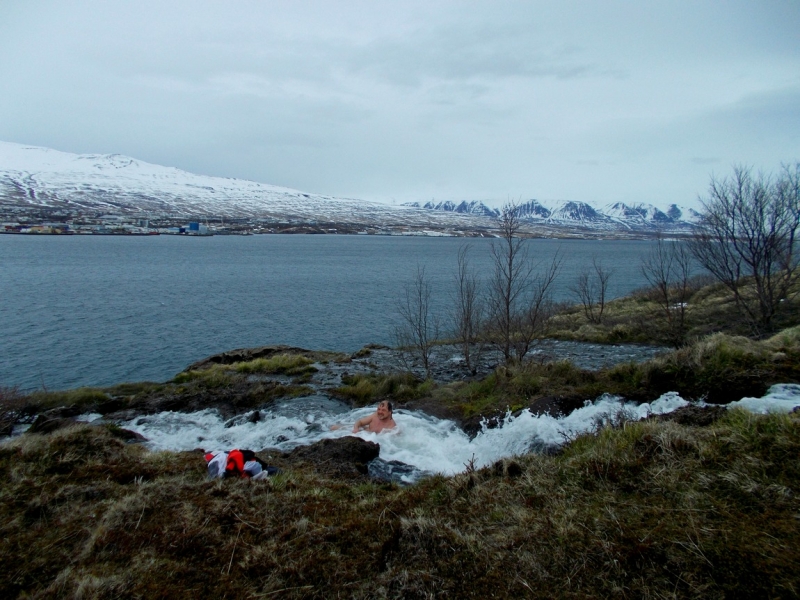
[727,383,800,414]
[117,385,799,481]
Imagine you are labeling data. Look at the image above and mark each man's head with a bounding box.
[376,400,393,420]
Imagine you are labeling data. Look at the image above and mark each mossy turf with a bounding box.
[2,411,799,599]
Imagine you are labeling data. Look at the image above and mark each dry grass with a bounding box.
[1,410,799,598]
[234,354,317,376]
[549,272,800,345]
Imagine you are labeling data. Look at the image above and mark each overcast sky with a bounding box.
[1,1,798,209]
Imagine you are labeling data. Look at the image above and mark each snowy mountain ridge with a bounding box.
[1,141,698,235]
[404,197,700,232]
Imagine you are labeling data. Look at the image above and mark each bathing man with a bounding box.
[352,400,396,433]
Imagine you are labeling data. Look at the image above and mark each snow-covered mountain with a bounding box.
[410,198,700,233]
[404,200,500,218]
[0,141,496,231]
[0,141,699,236]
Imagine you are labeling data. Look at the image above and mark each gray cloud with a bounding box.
[0,0,798,208]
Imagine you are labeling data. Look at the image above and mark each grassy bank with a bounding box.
[1,409,798,598]
[336,327,800,422]
[548,273,800,346]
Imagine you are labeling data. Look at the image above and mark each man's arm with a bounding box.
[352,414,374,432]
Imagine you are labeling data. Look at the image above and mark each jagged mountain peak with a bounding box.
[415,196,700,234]
[404,200,500,218]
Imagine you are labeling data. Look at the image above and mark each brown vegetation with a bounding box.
[548,269,800,346]
[1,409,798,598]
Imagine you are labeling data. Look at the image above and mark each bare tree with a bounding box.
[486,202,531,364]
[450,244,484,374]
[486,202,561,364]
[571,256,613,324]
[641,236,694,347]
[396,266,440,378]
[510,250,562,361]
[690,164,800,335]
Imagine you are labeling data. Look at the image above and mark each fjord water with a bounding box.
[2,234,658,391]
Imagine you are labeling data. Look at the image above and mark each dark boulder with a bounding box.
[655,404,727,427]
[107,426,148,443]
[97,398,127,415]
[28,415,77,434]
[284,436,380,479]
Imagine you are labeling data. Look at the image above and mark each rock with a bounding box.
[97,398,127,414]
[368,458,420,483]
[107,427,148,443]
[28,415,77,434]
[655,405,727,427]
[41,406,83,419]
[283,437,380,479]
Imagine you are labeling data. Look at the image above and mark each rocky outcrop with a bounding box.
[655,404,727,427]
[282,436,380,479]
[184,345,313,371]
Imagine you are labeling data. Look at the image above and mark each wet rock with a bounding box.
[107,427,148,443]
[283,436,380,479]
[41,406,83,419]
[368,458,419,483]
[28,415,76,434]
[655,405,727,427]
[526,395,587,418]
[97,398,127,414]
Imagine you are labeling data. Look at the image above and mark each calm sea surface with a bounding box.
[1,234,659,391]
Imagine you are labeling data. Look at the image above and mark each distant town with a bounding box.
[0,206,497,237]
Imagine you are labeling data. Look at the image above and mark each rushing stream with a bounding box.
[97,384,800,483]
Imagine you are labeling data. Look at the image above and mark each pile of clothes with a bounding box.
[204,448,280,480]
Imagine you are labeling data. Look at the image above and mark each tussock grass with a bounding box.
[24,387,111,410]
[104,381,165,397]
[2,412,798,598]
[172,365,236,388]
[334,372,433,405]
[233,353,317,376]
